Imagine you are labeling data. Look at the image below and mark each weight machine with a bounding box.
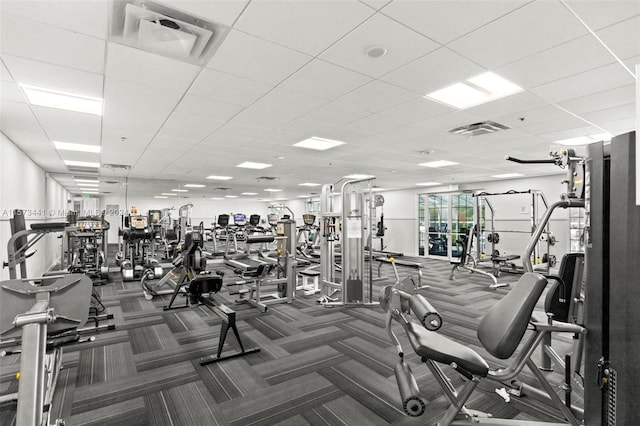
[117,214,163,281]
[63,214,110,284]
[319,177,379,306]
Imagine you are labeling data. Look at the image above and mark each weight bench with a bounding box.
[297,267,321,295]
[382,272,585,425]
[491,254,521,276]
[0,274,94,426]
[375,256,427,290]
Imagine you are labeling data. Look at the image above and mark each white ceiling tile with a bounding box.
[379,97,453,123]
[557,84,636,115]
[539,125,604,142]
[496,35,615,89]
[530,62,635,103]
[564,0,640,31]
[359,0,392,10]
[161,0,250,27]
[448,1,588,69]
[580,102,635,126]
[1,59,13,82]
[519,115,593,137]
[343,113,408,134]
[319,13,439,78]
[231,87,326,128]
[0,81,24,103]
[174,94,244,122]
[622,54,640,71]
[2,55,103,98]
[0,100,52,153]
[381,47,485,95]
[466,91,548,121]
[156,112,226,142]
[494,104,578,130]
[1,0,109,39]
[211,122,272,140]
[234,0,374,56]
[303,99,372,126]
[206,30,312,85]
[276,119,337,139]
[0,14,105,74]
[597,117,636,135]
[32,106,102,145]
[336,80,417,113]
[595,15,640,61]
[280,59,371,101]
[382,0,529,45]
[189,68,273,106]
[106,42,201,90]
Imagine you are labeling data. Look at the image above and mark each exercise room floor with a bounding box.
[0,251,580,425]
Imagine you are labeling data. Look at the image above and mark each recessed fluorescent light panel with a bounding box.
[154,196,168,199]
[75,178,99,183]
[298,183,321,187]
[241,192,258,195]
[65,160,100,168]
[293,137,345,151]
[236,161,272,170]
[419,160,459,168]
[79,183,99,187]
[160,193,178,196]
[206,175,233,180]
[492,173,524,178]
[54,141,101,153]
[425,72,522,109]
[183,184,205,188]
[211,197,224,200]
[274,197,288,201]
[21,84,103,115]
[171,189,189,192]
[343,174,374,179]
[416,182,441,186]
[556,133,612,146]
[264,188,282,192]
[225,195,238,198]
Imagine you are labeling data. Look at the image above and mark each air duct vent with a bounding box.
[103,163,131,171]
[110,0,230,66]
[448,121,510,137]
[256,176,279,181]
[214,187,231,191]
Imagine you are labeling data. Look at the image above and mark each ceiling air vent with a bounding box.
[103,163,131,171]
[110,0,230,66]
[448,121,510,137]
[214,187,231,191]
[256,176,279,182]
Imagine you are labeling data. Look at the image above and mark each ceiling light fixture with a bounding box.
[264,188,282,192]
[298,183,321,187]
[183,184,205,188]
[171,189,189,192]
[555,133,612,146]
[492,173,524,179]
[160,193,178,196]
[54,141,101,153]
[416,182,442,187]
[419,160,459,168]
[237,161,272,169]
[293,136,346,151]
[20,84,103,115]
[241,192,258,195]
[78,183,99,187]
[425,71,523,109]
[154,195,169,199]
[225,195,238,198]
[211,197,224,200]
[206,175,233,180]
[65,160,100,168]
[75,178,99,183]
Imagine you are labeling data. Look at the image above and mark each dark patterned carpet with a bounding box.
[1,248,581,425]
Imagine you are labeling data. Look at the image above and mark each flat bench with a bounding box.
[375,257,426,289]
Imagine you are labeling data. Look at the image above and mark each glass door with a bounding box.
[418,193,475,260]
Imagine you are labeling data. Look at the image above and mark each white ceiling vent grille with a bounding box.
[67,166,99,174]
[448,121,510,137]
[110,0,229,66]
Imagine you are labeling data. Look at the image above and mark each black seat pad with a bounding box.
[406,322,489,377]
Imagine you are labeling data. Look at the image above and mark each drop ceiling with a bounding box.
[0,0,638,199]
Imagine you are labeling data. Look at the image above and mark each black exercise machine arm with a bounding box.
[505,155,556,164]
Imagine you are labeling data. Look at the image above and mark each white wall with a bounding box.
[1,132,70,280]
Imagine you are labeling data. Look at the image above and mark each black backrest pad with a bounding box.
[477,272,548,359]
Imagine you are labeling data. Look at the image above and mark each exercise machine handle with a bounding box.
[505,155,556,164]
